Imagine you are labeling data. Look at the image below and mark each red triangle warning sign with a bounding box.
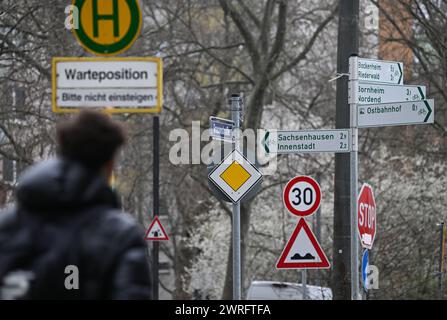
[145,216,169,241]
[277,218,330,269]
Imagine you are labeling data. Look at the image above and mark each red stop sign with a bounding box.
[358,184,376,249]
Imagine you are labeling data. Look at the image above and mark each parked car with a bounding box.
[246,281,332,300]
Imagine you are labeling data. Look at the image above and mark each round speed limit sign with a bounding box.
[283,176,321,217]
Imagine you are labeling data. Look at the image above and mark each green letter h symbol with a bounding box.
[92,0,120,38]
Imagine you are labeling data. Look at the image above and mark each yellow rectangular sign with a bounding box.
[52,57,163,114]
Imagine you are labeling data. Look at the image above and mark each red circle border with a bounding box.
[283,176,321,217]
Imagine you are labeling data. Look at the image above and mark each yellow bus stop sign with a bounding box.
[72,0,142,56]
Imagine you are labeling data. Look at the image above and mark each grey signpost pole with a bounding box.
[230,94,243,300]
[316,173,322,289]
[438,222,446,300]
[153,115,160,300]
[349,55,360,300]
[302,270,308,300]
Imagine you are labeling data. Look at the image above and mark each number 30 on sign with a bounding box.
[283,176,321,217]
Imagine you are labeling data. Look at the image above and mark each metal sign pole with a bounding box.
[316,174,322,289]
[230,94,243,300]
[152,115,160,300]
[349,55,360,300]
[438,222,446,300]
[302,270,308,300]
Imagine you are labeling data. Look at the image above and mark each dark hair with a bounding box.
[56,111,126,170]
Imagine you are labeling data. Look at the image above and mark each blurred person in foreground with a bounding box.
[0,111,152,299]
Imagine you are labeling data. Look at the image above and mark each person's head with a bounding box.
[56,110,126,177]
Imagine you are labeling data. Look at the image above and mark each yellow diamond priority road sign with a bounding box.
[208,149,262,203]
[220,162,251,191]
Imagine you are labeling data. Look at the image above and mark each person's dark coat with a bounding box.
[0,158,152,300]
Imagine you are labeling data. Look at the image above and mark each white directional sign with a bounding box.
[350,81,426,105]
[208,149,262,203]
[358,99,434,128]
[352,58,403,85]
[52,57,163,113]
[262,129,351,154]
